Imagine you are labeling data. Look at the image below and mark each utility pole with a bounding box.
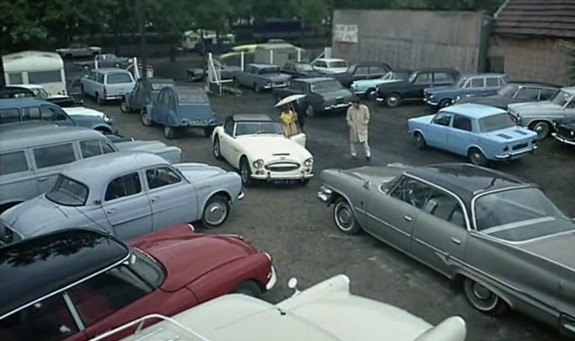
[137,0,148,79]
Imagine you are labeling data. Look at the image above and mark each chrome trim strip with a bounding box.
[63,290,85,331]
[355,207,411,238]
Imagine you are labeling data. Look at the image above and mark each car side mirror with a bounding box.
[363,180,371,189]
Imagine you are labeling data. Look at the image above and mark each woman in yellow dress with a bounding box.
[279,104,300,137]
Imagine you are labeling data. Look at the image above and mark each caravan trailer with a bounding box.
[2,51,67,96]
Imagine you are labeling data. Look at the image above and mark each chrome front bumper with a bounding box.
[316,185,333,204]
[324,102,351,111]
[552,132,575,146]
[266,266,278,291]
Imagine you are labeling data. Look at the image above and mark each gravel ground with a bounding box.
[73,55,574,340]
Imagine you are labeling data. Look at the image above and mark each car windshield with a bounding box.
[129,249,165,288]
[498,84,519,97]
[46,175,89,206]
[474,187,572,242]
[551,90,573,107]
[478,113,515,132]
[178,90,208,103]
[329,61,347,68]
[311,80,342,93]
[235,121,283,136]
[295,64,314,71]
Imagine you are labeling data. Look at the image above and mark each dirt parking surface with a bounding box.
[75,56,574,340]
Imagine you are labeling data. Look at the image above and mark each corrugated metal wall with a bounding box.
[332,10,486,73]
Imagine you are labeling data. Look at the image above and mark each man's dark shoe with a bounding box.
[366,156,371,161]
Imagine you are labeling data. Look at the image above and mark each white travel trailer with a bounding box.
[2,51,67,96]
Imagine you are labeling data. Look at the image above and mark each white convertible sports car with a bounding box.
[211,114,313,186]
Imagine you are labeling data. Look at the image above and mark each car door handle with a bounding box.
[150,196,159,202]
[451,237,462,245]
[403,215,413,222]
[106,208,117,214]
[37,177,48,182]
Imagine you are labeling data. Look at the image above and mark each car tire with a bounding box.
[213,137,223,160]
[254,83,264,93]
[414,132,427,149]
[439,98,452,108]
[120,100,130,113]
[530,121,551,140]
[463,277,508,315]
[141,109,152,126]
[201,194,230,228]
[333,197,360,235]
[468,148,488,166]
[239,157,254,187]
[305,104,315,117]
[232,281,262,297]
[95,93,103,105]
[386,93,402,107]
[164,126,177,139]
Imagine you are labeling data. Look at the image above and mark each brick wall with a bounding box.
[489,37,572,85]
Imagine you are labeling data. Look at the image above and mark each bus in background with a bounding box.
[1,51,67,96]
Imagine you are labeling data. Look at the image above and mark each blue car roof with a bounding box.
[441,103,506,118]
[0,97,52,109]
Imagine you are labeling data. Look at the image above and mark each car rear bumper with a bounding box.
[317,185,333,204]
[177,121,216,128]
[104,95,125,101]
[494,145,537,160]
[552,132,575,146]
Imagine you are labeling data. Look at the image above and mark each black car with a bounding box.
[552,118,575,147]
[455,82,560,109]
[375,68,459,107]
[273,78,353,117]
[331,61,392,87]
[280,62,323,79]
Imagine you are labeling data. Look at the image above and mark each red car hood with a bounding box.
[132,226,256,292]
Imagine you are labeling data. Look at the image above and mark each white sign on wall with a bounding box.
[334,24,358,43]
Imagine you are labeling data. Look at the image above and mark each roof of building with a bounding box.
[494,0,575,39]
[406,163,530,205]
[0,229,129,318]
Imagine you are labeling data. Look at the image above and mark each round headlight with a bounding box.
[252,159,264,169]
[304,158,313,167]
[570,130,574,136]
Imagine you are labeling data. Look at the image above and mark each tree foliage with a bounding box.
[0,0,505,52]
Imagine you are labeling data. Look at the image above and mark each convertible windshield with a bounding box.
[474,187,572,241]
[551,90,573,107]
[129,249,165,288]
[235,121,283,136]
[46,175,88,206]
[311,80,342,92]
[478,113,515,133]
[498,84,519,97]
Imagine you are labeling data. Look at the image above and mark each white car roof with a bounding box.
[315,58,346,62]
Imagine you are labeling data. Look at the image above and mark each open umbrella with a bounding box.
[274,94,306,107]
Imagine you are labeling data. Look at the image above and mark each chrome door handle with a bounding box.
[105,208,117,214]
[403,215,413,222]
[150,196,159,202]
[451,237,462,245]
[37,177,48,182]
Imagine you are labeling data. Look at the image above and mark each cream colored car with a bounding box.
[92,274,467,341]
[211,114,312,186]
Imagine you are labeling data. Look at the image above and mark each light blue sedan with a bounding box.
[350,70,411,100]
[407,103,537,166]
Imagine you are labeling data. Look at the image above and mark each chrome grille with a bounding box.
[265,162,300,172]
[512,142,528,150]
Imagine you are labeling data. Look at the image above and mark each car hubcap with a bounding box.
[214,141,220,156]
[336,204,353,230]
[388,97,399,106]
[205,202,227,225]
[142,113,150,125]
[534,123,549,139]
[121,102,128,112]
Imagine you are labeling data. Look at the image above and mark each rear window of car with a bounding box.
[107,73,133,84]
[478,113,515,133]
[0,151,29,175]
